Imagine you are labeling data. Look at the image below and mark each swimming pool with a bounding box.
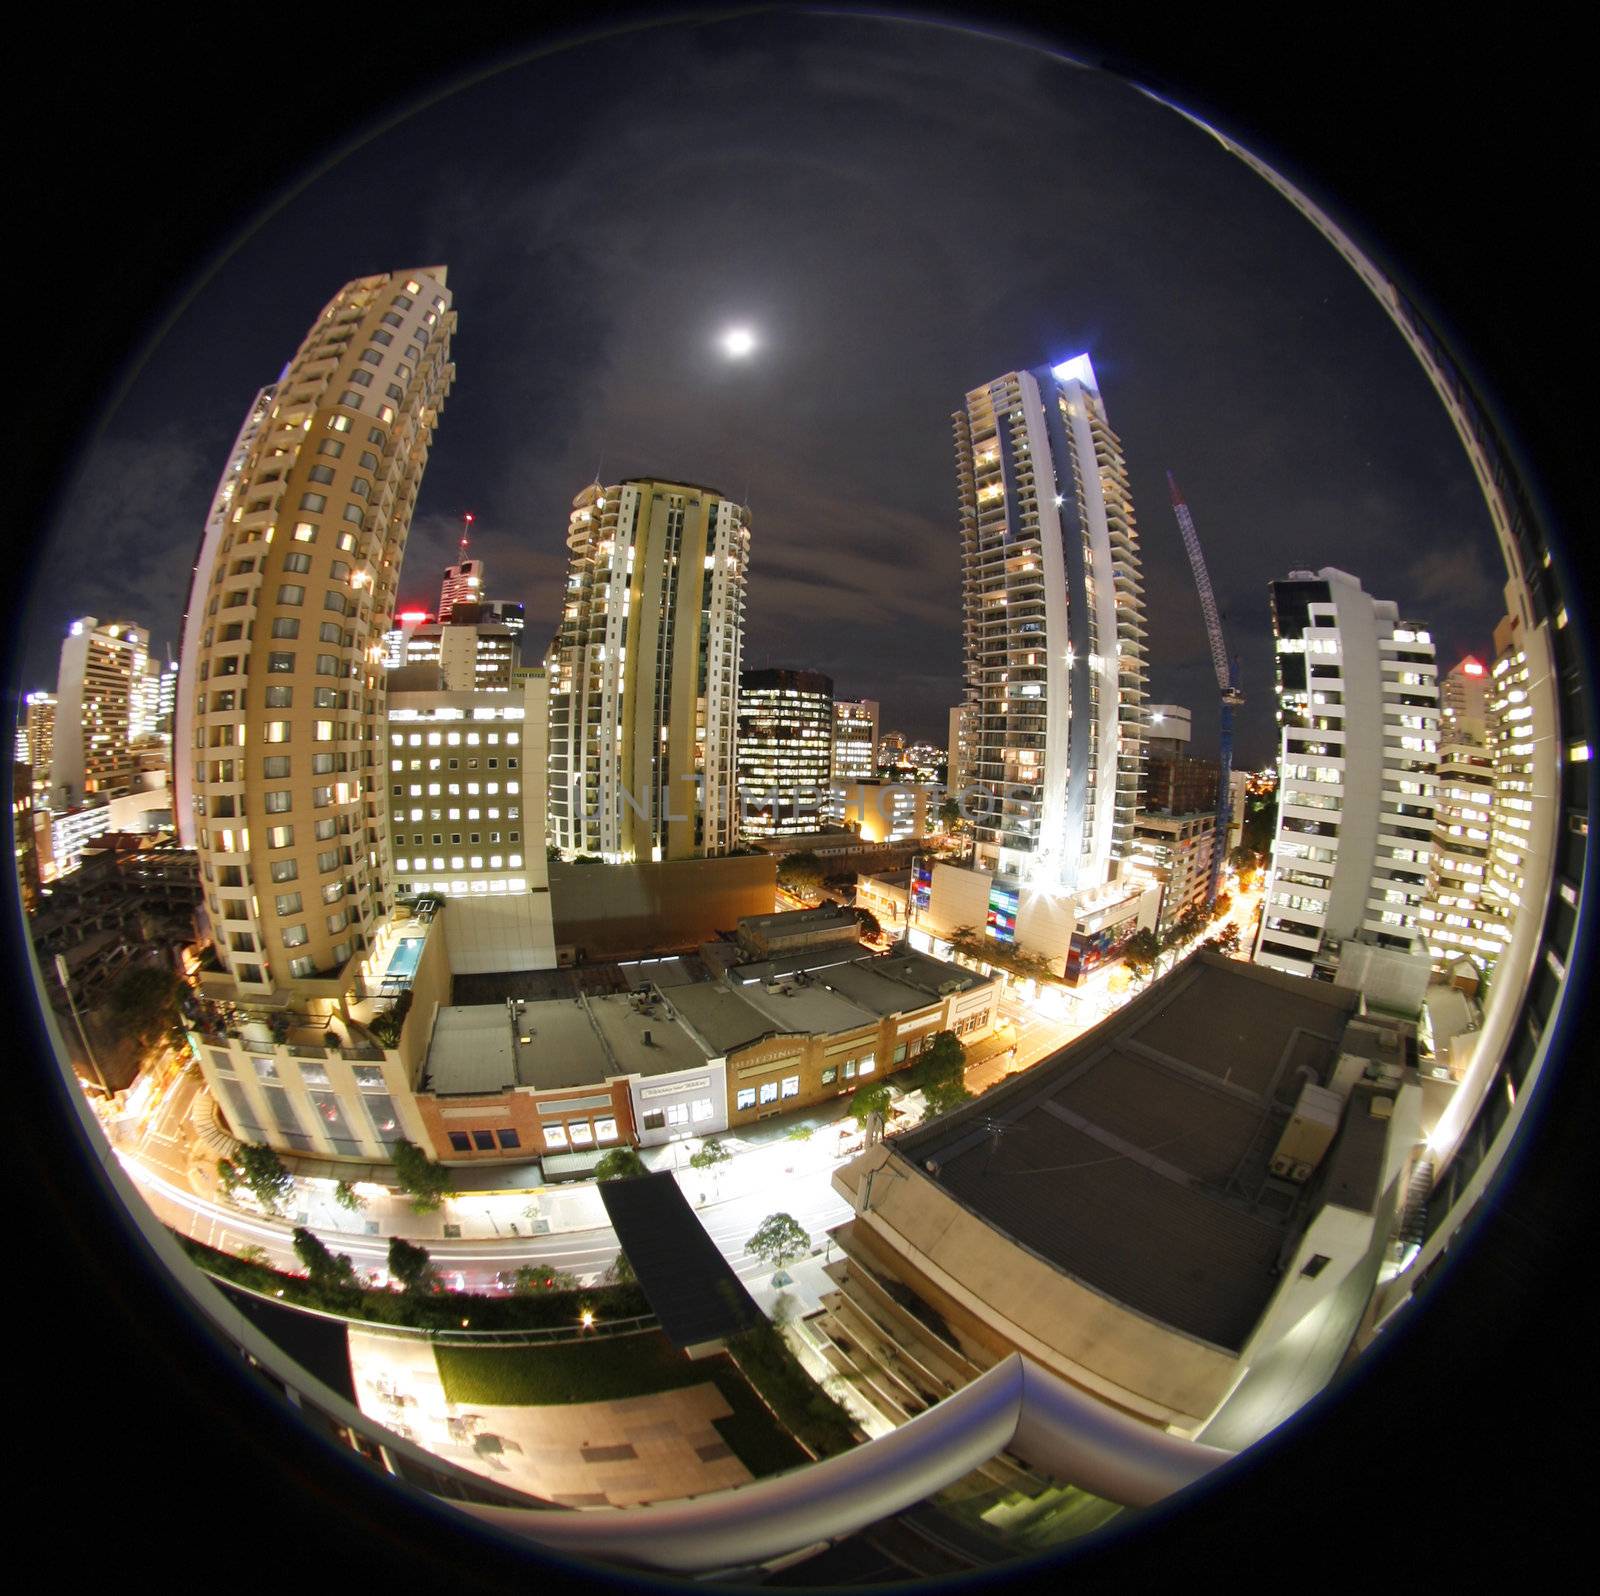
[382,937,424,986]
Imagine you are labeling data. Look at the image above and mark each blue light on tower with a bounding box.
[1050,353,1099,390]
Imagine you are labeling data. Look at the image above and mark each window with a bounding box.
[893,1042,908,1064]
[821,1066,837,1086]
[271,617,300,638]
[318,437,345,457]
[264,790,291,813]
[665,1102,689,1126]
[319,622,343,644]
[471,1130,495,1152]
[265,685,292,708]
[643,1110,666,1132]
[288,956,316,979]
[593,1118,618,1142]
[299,493,326,512]
[843,1060,857,1080]
[758,1081,779,1105]
[541,1123,568,1148]
[275,892,302,917]
[692,1098,714,1121]
[264,721,290,742]
[448,1132,471,1153]
[270,859,298,883]
[282,552,312,573]
[1301,1253,1332,1279]
[277,584,305,605]
[858,1054,876,1076]
[736,1088,756,1111]
[496,1129,521,1150]
[281,925,308,947]
[267,652,295,673]
[316,654,339,675]
[568,1121,594,1146]
[267,825,293,848]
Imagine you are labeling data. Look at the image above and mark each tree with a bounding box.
[333,1179,366,1213]
[1122,928,1162,984]
[923,1077,975,1118]
[391,1138,453,1213]
[746,1212,810,1273]
[594,1146,647,1181]
[387,1236,437,1294]
[1212,891,1233,920]
[224,1142,294,1214]
[848,1082,892,1126]
[605,1249,636,1286]
[688,1138,731,1172]
[776,851,825,895]
[937,795,965,831]
[499,1265,580,1294]
[294,1226,357,1290]
[853,906,882,941]
[1215,923,1242,958]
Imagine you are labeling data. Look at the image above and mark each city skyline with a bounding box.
[18,14,1504,761]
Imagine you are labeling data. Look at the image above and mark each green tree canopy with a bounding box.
[776,851,825,893]
[688,1138,731,1171]
[1122,928,1162,982]
[594,1146,648,1181]
[499,1265,580,1295]
[225,1142,294,1213]
[387,1236,437,1294]
[746,1212,810,1272]
[848,1081,892,1126]
[923,1077,975,1118]
[937,795,965,829]
[293,1226,357,1290]
[854,906,882,940]
[333,1179,366,1212]
[391,1139,453,1213]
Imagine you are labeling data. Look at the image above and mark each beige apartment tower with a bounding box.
[547,479,750,861]
[183,268,456,995]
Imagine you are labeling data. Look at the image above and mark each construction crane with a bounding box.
[1167,471,1245,908]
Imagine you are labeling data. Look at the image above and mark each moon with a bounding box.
[720,326,756,358]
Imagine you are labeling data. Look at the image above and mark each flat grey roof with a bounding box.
[428,990,715,1094]
[426,1005,519,1095]
[811,961,945,1018]
[738,905,858,938]
[586,991,712,1078]
[895,953,1364,1352]
[671,983,787,1054]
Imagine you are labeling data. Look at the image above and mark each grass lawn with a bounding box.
[434,1330,809,1479]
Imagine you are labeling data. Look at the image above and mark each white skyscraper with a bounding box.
[924,355,1156,983]
[1254,568,1440,987]
[956,356,1147,890]
[547,479,750,861]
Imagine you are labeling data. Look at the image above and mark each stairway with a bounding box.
[1398,1156,1435,1248]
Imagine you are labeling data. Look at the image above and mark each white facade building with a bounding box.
[547,479,750,862]
[1254,568,1440,982]
[924,355,1153,980]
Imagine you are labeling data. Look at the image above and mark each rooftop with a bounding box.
[737,905,859,940]
[425,990,715,1096]
[893,954,1364,1352]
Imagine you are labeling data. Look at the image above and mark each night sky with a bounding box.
[21,11,1506,766]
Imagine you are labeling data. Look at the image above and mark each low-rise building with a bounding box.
[735,905,861,959]
[855,869,912,936]
[814,953,1420,1439]
[674,947,998,1126]
[1127,812,1217,935]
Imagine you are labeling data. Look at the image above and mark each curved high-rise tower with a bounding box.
[183,268,455,996]
[954,356,1148,893]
